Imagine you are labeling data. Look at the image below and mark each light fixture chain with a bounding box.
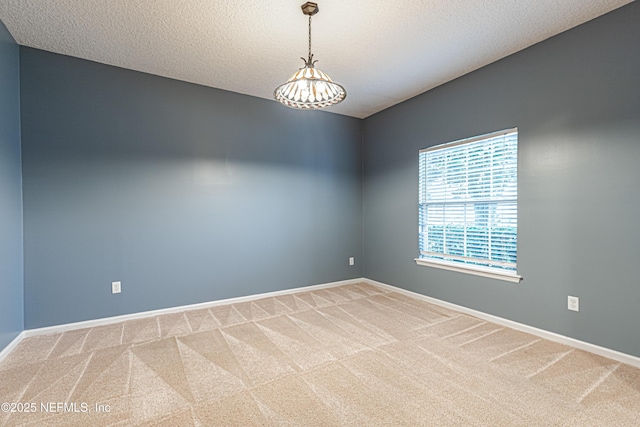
[308,15,312,63]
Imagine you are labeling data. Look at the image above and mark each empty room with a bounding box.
[1,0,639,425]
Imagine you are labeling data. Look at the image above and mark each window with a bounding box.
[416,128,521,282]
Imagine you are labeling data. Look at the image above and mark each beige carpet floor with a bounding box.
[1,282,639,426]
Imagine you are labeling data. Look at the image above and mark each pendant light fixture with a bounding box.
[274,2,346,110]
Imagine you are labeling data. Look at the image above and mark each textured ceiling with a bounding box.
[0,0,633,118]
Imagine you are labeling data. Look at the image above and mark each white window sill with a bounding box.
[414,258,522,283]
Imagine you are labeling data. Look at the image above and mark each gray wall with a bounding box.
[363,3,640,357]
[0,20,23,350]
[20,48,362,329]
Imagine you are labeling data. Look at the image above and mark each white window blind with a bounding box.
[418,128,518,276]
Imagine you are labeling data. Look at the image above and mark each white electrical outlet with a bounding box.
[568,296,579,312]
[112,281,122,294]
[349,257,355,266]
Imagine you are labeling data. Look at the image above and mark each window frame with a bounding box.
[415,128,522,283]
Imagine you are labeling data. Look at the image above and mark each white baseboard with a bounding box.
[364,278,640,369]
[4,276,640,370]
[21,277,366,339]
[0,331,26,364]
